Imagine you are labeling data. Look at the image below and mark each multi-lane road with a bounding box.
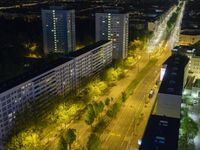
[100,41,171,150]
[99,1,186,149]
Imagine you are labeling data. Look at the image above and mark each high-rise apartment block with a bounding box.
[95,11,129,59]
[42,7,76,55]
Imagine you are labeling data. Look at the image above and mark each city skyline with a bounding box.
[0,0,200,150]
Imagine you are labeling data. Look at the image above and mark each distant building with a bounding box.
[42,7,76,55]
[147,20,159,31]
[191,79,200,99]
[0,41,112,148]
[147,4,175,32]
[172,46,200,78]
[179,30,200,46]
[95,10,129,59]
[157,54,189,118]
[189,56,200,78]
[139,115,180,150]
[172,46,200,96]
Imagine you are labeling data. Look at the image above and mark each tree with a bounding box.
[85,80,107,100]
[181,116,198,139]
[104,67,118,83]
[87,133,101,150]
[124,57,135,68]
[93,101,100,117]
[92,101,105,117]
[182,96,192,105]
[178,134,196,150]
[105,98,110,106]
[97,81,107,92]
[59,136,68,150]
[128,39,144,51]
[87,83,101,99]
[122,91,128,102]
[98,101,105,113]
[107,102,121,118]
[6,129,40,150]
[85,104,95,126]
[63,128,76,150]
[178,115,199,150]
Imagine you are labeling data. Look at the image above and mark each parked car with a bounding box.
[149,89,155,98]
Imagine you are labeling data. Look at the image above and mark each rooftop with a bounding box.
[0,57,73,93]
[172,45,200,57]
[42,6,74,11]
[0,40,110,93]
[139,115,180,150]
[68,40,110,58]
[181,29,200,36]
[159,54,189,95]
[96,8,128,14]
[172,45,196,54]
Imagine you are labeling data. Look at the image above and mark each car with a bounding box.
[149,89,155,98]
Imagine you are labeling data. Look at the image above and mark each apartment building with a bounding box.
[42,7,76,55]
[0,40,112,146]
[69,41,112,88]
[96,10,129,59]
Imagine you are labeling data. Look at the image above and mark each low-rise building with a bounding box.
[172,46,200,97]
[190,56,200,78]
[179,30,200,46]
[157,55,189,118]
[172,45,200,79]
[139,115,180,150]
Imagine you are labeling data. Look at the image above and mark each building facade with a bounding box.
[172,46,200,79]
[0,41,112,147]
[157,55,189,118]
[95,11,129,59]
[189,56,200,78]
[42,7,76,55]
[68,40,113,89]
[179,30,200,46]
